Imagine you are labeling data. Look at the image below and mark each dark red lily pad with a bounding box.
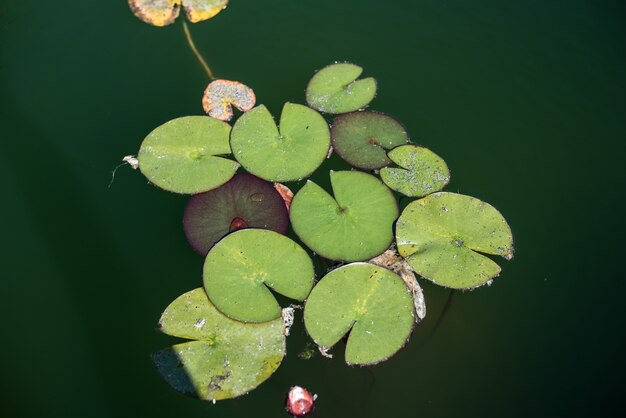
[183,173,289,255]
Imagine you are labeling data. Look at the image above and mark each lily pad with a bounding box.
[202,80,256,122]
[380,145,450,197]
[331,111,409,170]
[230,103,330,182]
[290,171,398,261]
[137,116,239,194]
[128,0,228,27]
[183,173,289,256]
[153,288,285,401]
[396,192,514,289]
[304,263,414,365]
[306,63,377,114]
[203,229,315,322]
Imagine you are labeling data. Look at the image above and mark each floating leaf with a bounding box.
[290,171,398,261]
[183,173,289,256]
[183,0,229,23]
[331,111,409,170]
[202,80,256,122]
[153,288,285,401]
[304,263,414,365]
[203,229,315,322]
[230,103,330,182]
[128,0,228,27]
[306,63,377,114]
[137,116,239,194]
[380,145,450,197]
[396,192,514,289]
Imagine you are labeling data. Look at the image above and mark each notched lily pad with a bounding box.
[380,145,450,197]
[202,80,256,122]
[396,192,514,289]
[230,103,330,182]
[184,173,289,256]
[137,116,239,194]
[203,229,315,323]
[331,111,409,170]
[153,288,285,401]
[290,171,398,261]
[304,263,414,365]
[128,0,228,27]
[306,63,377,114]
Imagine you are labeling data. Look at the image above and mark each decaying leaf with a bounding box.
[128,0,228,27]
[202,79,256,121]
[369,244,426,321]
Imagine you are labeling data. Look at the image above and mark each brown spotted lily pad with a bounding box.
[202,80,256,121]
[128,0,228,27]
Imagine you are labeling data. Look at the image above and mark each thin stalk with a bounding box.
[182,20,216,80]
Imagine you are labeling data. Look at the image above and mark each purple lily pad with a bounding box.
[183,173,289,256]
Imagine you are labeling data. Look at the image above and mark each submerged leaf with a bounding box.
[128,0,228,26]
[331,111,409,170]
[202,80,256,122]
[137,116,239,194]
[203,229,315,323]
[304,263,414,365]
[396,192,514,289]
[153,288,285,401]
[230,104,330,182]
[290,171,398,261]
[306,63,377,114]
[380,145,450,197]
[183,173,289,256]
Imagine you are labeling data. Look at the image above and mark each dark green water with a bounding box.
[1,1,625,417]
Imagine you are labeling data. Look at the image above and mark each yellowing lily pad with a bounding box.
[202,80,256,122]
[306,63,377,114]
[153,288,285,401]
[203,229,315,323]
[290,171,398,261]
[304,263,414,365]
[380,145,450,197]
[396,192,514,289]
[230,103,330,182]
[137,116,239,194]
[128,0,228,27]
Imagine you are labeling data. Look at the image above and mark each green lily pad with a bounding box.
[203,229,315,322]
[380,145,450,197]
[183,173,289,256]
[396,192,514,289]
[290,171,398,261]
[128,0,228,27]
[230,104,330,182]
[306,63,377,114]
[153,288,285,401]
[304,263,414,365]
[137,116,239,194]
[331,111,409,170]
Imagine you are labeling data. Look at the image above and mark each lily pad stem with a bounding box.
[182,20,216,80]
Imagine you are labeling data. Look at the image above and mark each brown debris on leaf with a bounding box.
[274,183,294,211]
[128,0,228,27]
[202,80,256,122]
[369,244,426,321]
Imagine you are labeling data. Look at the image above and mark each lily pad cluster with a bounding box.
[133,62,514,401]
